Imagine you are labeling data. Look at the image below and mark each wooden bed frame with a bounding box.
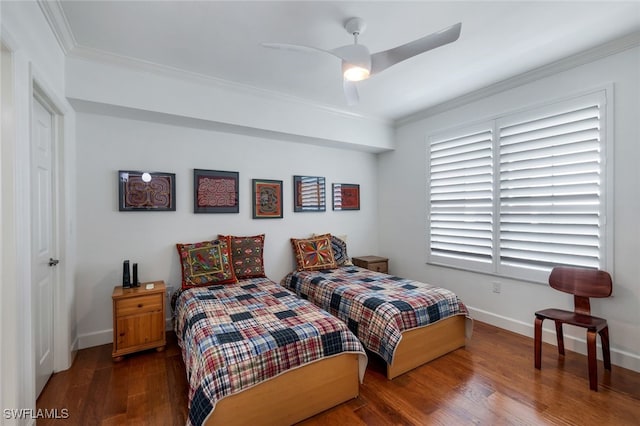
[386,315,468,379]
[205,353,361,425]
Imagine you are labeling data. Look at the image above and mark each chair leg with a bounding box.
[555,321,565,356]
[534,317,543,369]
[599,326,612,371]
[587,330,598,391]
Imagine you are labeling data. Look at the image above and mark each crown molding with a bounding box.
[37,0,77,54]
[395,30,640,127]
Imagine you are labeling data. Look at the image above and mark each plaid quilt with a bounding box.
[281,266,469,365]
[174,277,367,426]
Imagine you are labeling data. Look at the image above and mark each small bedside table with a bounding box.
[112,280,166,361]
[352,256,389,273]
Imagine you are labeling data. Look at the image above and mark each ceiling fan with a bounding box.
[262,18,462,105]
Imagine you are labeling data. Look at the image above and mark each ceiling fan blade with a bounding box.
[343,80,359,106]
[261,42,336,57]
[370,22,462,75]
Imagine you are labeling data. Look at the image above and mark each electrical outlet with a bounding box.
[492,281,501,293]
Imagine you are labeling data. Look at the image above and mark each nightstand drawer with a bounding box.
[367,262,388,273]
[352,256,389,273]
[116,294,162,317]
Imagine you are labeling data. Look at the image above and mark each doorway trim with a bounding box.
[1,38,19,419]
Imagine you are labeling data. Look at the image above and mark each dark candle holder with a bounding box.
[122,260,131,288]
[132,263,140,287]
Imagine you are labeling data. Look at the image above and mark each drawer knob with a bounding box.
[137,303,143,308]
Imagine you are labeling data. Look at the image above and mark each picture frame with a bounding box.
[332,183,360,211]
[293,175,326,212]
[193,169,239,213]
[118,170,176,211]
[252,179,283,219]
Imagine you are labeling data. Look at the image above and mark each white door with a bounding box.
[32,95,56,397]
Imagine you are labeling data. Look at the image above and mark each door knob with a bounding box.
[48,258,60,267]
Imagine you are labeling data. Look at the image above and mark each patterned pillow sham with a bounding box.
[176,236,237,289]
[220,234,266,279]
[311,233,353,266]
[330,235,353,266]
[291,233,338,271]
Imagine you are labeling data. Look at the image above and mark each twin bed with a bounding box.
[172,233,471,424]
[174,277,367,426]
[281,265,470,379]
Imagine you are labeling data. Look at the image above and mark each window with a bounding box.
[427,90,610,283]
[428,123,495,274]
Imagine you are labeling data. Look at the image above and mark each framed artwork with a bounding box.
[194,169,239,213]
[252,179,283,219]
[118,170,176,211]
[332,183,360,211]
[293,175,326,212]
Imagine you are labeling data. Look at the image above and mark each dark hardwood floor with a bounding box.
[37,321,640,425]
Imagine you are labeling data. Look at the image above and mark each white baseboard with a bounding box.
[77,329,112,350]
[467,306,640,373]
[77,318,174,350]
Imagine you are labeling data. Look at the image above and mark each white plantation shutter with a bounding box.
[427,124,494,272]
[498,93,605,275]
[426,90,609,282]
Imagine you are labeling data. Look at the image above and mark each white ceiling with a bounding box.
[55,1,640,121]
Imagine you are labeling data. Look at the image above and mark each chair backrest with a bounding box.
[549,266,612,315]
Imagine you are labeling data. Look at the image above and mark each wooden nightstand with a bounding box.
[112,281,166,361]
[352,256,389,273]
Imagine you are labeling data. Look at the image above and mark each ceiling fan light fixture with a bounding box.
[341,44,371,81]
[343,64,370,81]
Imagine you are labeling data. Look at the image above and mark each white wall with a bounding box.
[1,0,76,423]
[74,109,379,348]
[379,45,640,371]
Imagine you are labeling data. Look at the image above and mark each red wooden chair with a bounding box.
[534,266,612,391]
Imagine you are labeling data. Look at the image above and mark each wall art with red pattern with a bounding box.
[193,169,239,213]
